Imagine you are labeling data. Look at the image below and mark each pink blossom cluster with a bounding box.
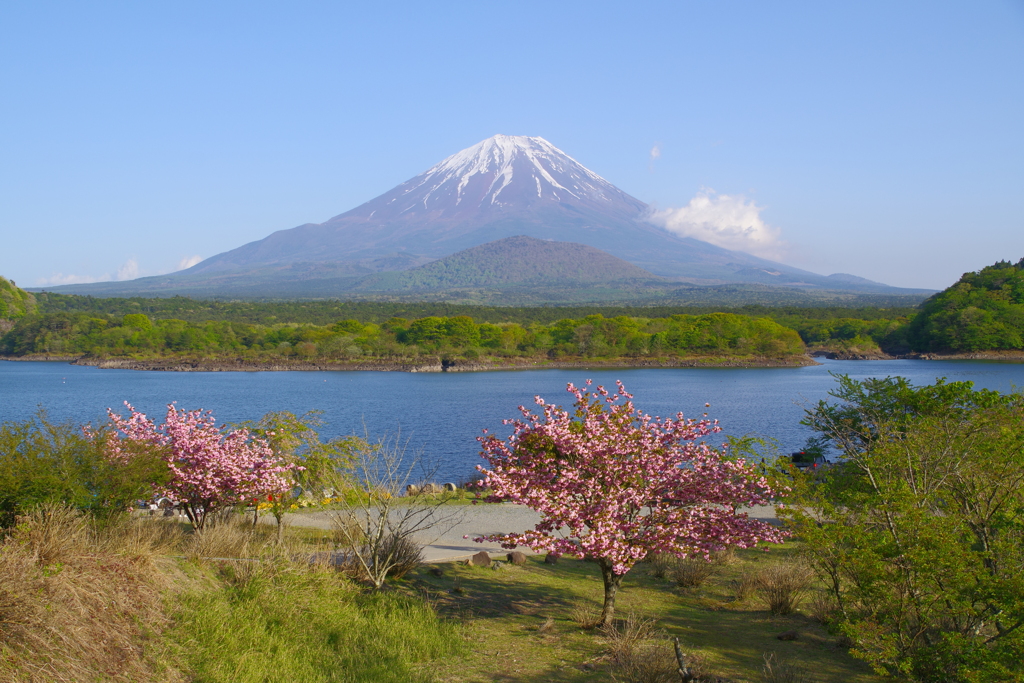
[477,380,787,575]
[103,402,295,528]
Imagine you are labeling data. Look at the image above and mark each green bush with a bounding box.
[0,413,167,525]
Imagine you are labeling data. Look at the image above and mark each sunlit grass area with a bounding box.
[0,507,881,683]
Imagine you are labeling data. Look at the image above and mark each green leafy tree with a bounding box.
[783,375,1024,681]
[242,411,362,543]
[0,412,167,526]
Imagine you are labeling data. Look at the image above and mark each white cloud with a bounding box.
[116,258,140,281]
[176,254,203,271]
[649,143,661,161]
[646,188,785,259]
[37,272,110,286]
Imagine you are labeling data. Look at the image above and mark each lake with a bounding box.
[3,358,1023,482]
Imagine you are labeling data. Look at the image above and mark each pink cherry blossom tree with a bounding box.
[103,402,295,530]
[477,380,787,626]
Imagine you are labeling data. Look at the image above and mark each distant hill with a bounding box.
[39,135,933,300]
[349,235,660,289]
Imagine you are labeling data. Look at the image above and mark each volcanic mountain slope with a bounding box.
[42,134,931,298]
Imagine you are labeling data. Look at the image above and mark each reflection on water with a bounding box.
[3,358,1024,482]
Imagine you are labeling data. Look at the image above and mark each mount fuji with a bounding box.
[41,135,930,300]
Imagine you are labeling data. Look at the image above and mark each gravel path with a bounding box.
[282,503,781,562]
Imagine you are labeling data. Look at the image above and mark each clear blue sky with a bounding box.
[2,0,1022,290]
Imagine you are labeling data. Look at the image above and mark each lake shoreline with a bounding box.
[0,353,821,372]
[811,349,1024,362]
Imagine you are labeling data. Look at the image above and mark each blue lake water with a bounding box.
[2,358,1023,482]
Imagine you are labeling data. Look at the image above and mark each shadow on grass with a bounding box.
[405,548,882,683]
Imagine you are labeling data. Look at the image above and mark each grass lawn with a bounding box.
[405,544,884,683]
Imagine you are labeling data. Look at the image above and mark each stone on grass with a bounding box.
[443,482,457,492]
[405,484,420,496]
[507,551,527,566]
[544,553,560,565]
[776,630,799,641]
[470,551,492,567]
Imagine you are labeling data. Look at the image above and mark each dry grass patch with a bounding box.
[0,506,180,683]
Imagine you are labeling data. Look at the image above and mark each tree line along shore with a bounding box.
[2,258,1024,368]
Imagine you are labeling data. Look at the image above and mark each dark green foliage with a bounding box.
[788,376,1024,681]
[0,413,168,525]
[908,258,1024,351]
[29,291,919,327]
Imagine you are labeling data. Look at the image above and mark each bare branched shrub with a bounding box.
[754,563,813,615]
[646,552,675,579]
[711,546,737,565]
[808,590,838,624]
[612,641,679,683]
[762,652,811,683]
[672,556,720,589]
[339,531,423,582]
[330,432,464,589]
[603,612,659,661]
[734,567,759,602]
[569,600,602,629]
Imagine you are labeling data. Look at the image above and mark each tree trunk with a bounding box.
[598,559,625,628]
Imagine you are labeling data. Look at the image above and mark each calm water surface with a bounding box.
[3,359,1023,482]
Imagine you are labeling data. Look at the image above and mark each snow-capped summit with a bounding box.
[413,134,613,208]
[365,134,645,220]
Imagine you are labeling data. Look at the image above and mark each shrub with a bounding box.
[753,563,812,615]
[0,413,167,526]
[569,600,603,629]
[603,612,659,661]
[612,641,679,683]
[645,552,675,579]
[762,652,811,683]
[671,556,720,589]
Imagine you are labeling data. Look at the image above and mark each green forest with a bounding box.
[3,259,1024,362]
[0,310,805,363]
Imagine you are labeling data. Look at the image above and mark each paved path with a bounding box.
[280,503,781,563]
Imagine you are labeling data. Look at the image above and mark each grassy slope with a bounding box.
[415,548,882,683]
[1,508,884,683]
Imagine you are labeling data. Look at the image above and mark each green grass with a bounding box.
[406,545,884,683]
[168,559,462,683]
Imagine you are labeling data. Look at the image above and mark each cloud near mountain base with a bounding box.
[645,188,785,259]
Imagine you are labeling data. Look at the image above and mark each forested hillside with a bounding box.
[907,259,1024,351]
